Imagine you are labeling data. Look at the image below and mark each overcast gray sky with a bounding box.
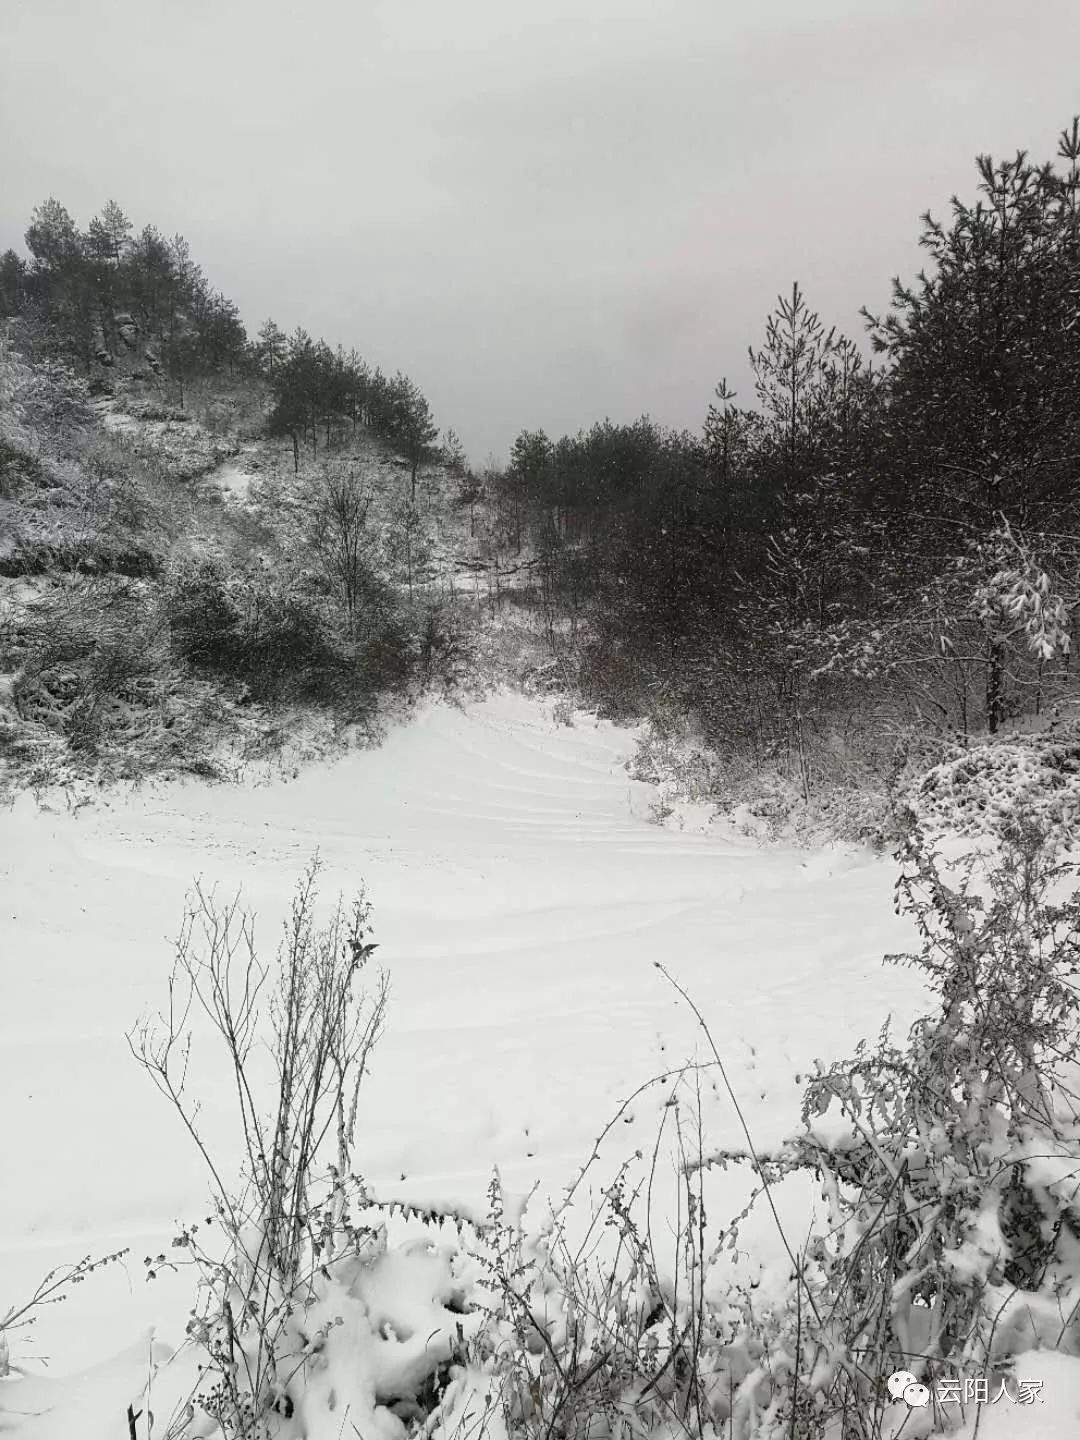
[2,0,1079,464]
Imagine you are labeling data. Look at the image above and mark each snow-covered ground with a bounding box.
[27,691,1079,1435]
[212,447,259,504]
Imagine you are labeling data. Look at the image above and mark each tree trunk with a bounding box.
[986,638,1006,734]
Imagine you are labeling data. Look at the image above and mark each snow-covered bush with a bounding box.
[451,1080,732,1440]
[720,819,1080,1435]
[417,602,474,689]
[907,723,1080,853]
[163,555,347,701]
[0,328,91,452]
[451,821,1080,1439]
[8,576,165,750]
[162,549,425,711]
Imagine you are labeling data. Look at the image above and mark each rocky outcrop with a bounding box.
[88,310,163,384]
[114,312,139,350]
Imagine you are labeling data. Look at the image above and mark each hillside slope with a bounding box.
[0,339,547,798]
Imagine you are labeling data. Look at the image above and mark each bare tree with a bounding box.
[387,495,433,601]
[311,464,374,635]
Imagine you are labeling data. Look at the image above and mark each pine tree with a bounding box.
[24,198,82,272]
[441,427,468,476]
[0,250,27,316]
[86,200,132,266]
[748,281,836,500]
[863,119,1080,530]
[128,225,177,335]
[389,373,438,502]
[256,318,288,377]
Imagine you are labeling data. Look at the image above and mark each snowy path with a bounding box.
[0,693,924,1374]
[211,446,259,503]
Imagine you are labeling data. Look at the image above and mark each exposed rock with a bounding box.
[91,323,112,366]
[113,312,139,350]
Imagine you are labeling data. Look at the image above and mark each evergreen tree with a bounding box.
[127,225,177,335]
[441,427,468,476]
[863,120,1080,530]
[389,373,438,502]
[0,250,28,317]
[24,198,82,273]
[257,318,288,377]
[85,200,132,266]
[748,281,837,504]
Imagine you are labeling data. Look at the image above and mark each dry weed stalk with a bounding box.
[127,854,388,1437]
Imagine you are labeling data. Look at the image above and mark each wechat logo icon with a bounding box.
[888,1371,931,1408]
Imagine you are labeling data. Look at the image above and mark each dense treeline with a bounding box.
[0,199,441,479]
[496,120,1080,788]
[0,199,247,386]
[264,327,438,492]
[6,124,1080,798]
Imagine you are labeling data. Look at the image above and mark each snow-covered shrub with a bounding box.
[716,819,1080,1435]
[8,576,165,750]
[464,1090,733,1440]
[460,821,1080,1440]
[162,556,341,700]
[163,549,422,711]
[629,721,721,805]
[576,633,647,722]
[907,723,1080,853]
[417,602,473,688]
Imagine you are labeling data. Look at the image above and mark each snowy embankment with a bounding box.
[0,693,948,1428]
